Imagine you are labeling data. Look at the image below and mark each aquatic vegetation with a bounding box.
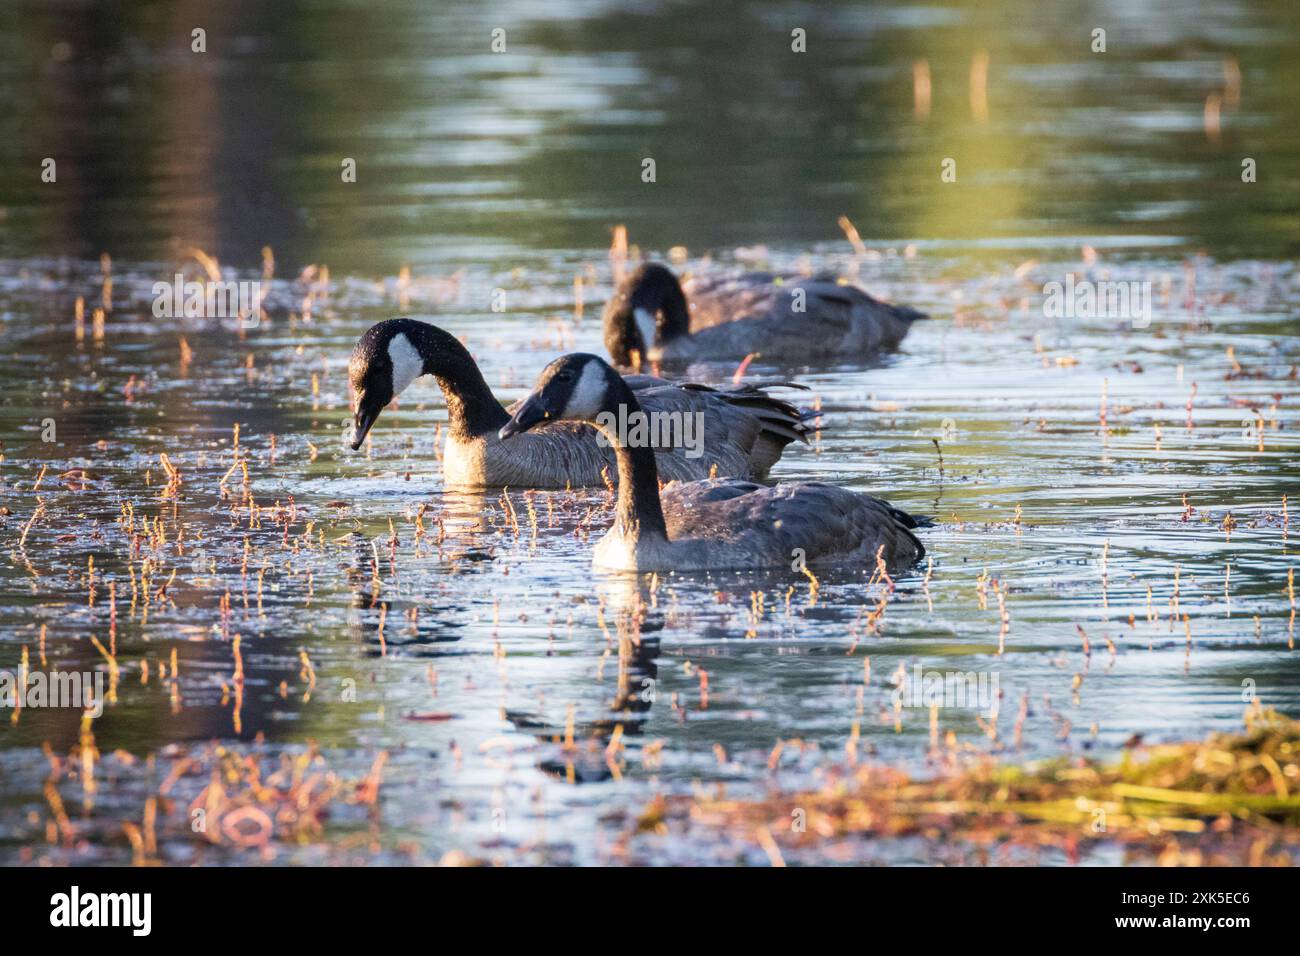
[0,246,1296,867]
[629,707,1300,866]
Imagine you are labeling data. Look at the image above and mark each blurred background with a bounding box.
[2,0,1298,273]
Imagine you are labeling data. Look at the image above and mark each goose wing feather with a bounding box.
[468,418,721,488]
[632,378,810,478]
[624,382,763,480]
[658,478,925,570]
[456,421,615,489]
[479,378,806,487]
[678,271,924,360]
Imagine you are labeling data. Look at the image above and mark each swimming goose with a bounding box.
[499,353,927,572]
[603,262,926,368]
[347,318,811,489]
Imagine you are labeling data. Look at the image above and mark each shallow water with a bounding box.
[0,0,1298,865]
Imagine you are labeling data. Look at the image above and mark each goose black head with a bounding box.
[602,263,689,368]
[499,353,615,438]
[348,318,430,449]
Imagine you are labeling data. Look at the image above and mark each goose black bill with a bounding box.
[351,399,381,450]
[499,396,549,440]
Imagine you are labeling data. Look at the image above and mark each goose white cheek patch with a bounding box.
[563,363,608,419]
[388,332,425,396]
[633,308,657,351]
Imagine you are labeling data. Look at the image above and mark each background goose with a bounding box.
[603,262,926,368]
[499,353,927,572]
[348,318,812,489]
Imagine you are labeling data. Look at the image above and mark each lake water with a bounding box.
[0,0,1297,865]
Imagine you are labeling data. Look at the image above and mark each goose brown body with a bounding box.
[499,353,927,574]
[603,263,925,368]
[649,478,925,572]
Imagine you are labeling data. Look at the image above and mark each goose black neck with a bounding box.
[405,322,509,440]
[657,273,690,342]
[598,375,668,541]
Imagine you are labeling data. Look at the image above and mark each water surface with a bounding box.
[0,0,1297,865]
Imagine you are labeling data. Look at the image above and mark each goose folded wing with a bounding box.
[662,480,925,566]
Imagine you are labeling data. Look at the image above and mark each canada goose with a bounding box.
[499,353,927,573]
[603,262,926,368]
[347,318,811,489]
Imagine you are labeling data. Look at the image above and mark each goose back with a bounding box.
[673,271,924,362]
[592,477,925,572]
